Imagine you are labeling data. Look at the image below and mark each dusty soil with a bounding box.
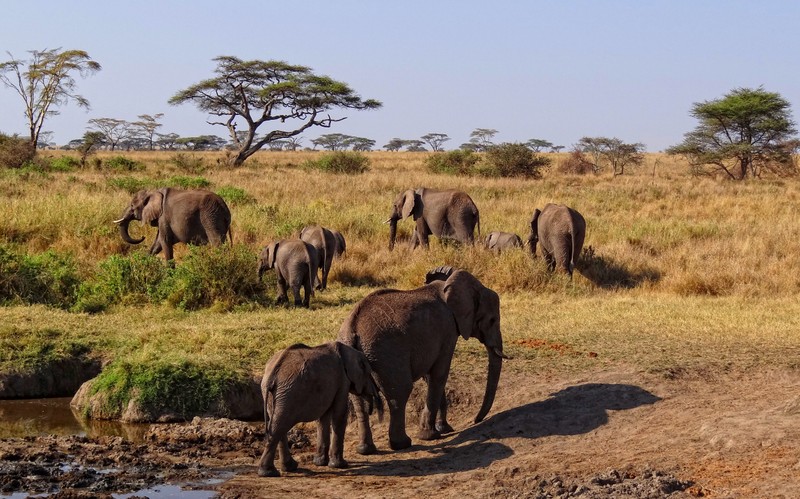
[1,366,799,498]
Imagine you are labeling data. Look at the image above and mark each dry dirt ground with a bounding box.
[2,366,799,498]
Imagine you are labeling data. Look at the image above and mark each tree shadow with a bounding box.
[340,382,660,477]
[579,246,661,289]
[333,268,391,288]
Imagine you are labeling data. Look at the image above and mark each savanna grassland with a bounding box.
[2,150,799,382]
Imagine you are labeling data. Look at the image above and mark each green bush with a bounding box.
[157,245,266,311]
[48,156,81,172]
[103,155,145,172]
[73,253,169,313]
[0,245,81,309]
[482,142,551,178]
[216,186,254,205]
[169,153,207,174]
[303,151,370,174]
[425,150,480,175]
[164,175,211,189]
[0,133,36,169]
[107,176,153,193]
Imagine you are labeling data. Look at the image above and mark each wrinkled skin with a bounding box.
[258,342,383,477]
[299,225,346,291]
[485,231,523,253]
[258,239,318,307]
[114,188,231,261]
[528,203,586,277]
[387,188,480,250]
[337,270,507,453]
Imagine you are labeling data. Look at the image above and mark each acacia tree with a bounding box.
[421,133,450,152]
[169,56,381,167]
[573,137,645,176]
[667,87,798,179]
[87,117,132,151]
[0,49,101,149]
[130,113,164,150]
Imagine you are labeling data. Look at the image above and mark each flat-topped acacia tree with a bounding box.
[169,56,381,167]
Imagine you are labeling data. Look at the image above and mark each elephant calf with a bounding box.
[258,342,383,477]
[528,203,586,277]
[484,231,523,253]
[257,239,318,307]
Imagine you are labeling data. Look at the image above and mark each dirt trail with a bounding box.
[2,367,799,498]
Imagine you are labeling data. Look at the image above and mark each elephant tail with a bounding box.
[264,376,277,438]
[569,231,577,276]
[369,374,384,423]
[227,226,233,245]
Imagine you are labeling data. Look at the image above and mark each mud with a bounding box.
[1,367,799,498]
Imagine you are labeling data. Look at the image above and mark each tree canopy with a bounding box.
[169,56,381,166]
[0,48,101,149]
[667,87,798,179]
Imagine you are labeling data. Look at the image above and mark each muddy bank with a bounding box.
[0,357,101,399]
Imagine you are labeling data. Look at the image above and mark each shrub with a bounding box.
[164,175,211,189]
[156,245,266,311]
[73,253,169,313]
[48,156,81,172]
[107,176,153,193]
[103,155,145,172]
[425,150,480,175]
[216,186,254,205]
[0,245,81,309]
[557,150,596,175]
[170,153,207,174]
[0,133,36,169]
[481,143,551,178]
[303,151,370,174]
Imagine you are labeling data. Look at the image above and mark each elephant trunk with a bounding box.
[115,209,145,245]
[474,345,504,424]
[388,218,398,251]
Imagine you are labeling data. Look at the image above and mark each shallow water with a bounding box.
[0,397,150,440]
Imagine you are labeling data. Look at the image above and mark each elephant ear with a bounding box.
[335,342,369,395]
[401,189,417,219]
[142,190,164,226]
[268,241,280,268]
[442,270,480,340]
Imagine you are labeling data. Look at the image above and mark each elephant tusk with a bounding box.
[112,218,125,224]
[383,218,392,224]
[494,347,512,360]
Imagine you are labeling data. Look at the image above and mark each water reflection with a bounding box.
[0,398,150,441]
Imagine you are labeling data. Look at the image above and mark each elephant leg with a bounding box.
[313,412,332,466]
[352,394,377,455]
[436,388,454,434]
[291,283,304,307]
[419,357,452,440]
[388,390,412,450]
[257,435,281,477]
[276,275,289,305]
[278,435,298,472]
[302,277,312,308]
[414,219,431,249]
[149,237,162,256]
[321,261,330,290]
[328,398,349,468]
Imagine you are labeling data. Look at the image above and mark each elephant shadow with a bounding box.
[340,383,660,477]
[579,246,661,289]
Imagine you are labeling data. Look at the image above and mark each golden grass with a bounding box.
[2,150,800,380]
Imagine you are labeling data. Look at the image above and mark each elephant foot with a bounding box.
[418,428,442,441]
[436,421,455,434]
[357,442,377,455]
[258,467,280,478]
[389,435,412,450]
[312,455,328,467]
[281,458,298,472]
[328,457,348,469]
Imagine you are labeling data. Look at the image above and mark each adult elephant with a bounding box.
[299,225,345,290]
[528,203,586,277]
[114,188,232,261]
[337,268,508,453]
[386,188,480,250]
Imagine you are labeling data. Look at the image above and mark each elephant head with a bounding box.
[440,270,509,423]
[257,242,280,280]
[335,342,384,419]
[332,230,346,258]
[113,189,164,245]
[527,208,541,257]
[386,189,419,250]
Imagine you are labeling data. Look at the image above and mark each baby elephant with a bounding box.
[258,342,383,477]
[258,239,318,307]
[484,231,523,253]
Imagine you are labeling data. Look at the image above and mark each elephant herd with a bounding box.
[112,186,587,478]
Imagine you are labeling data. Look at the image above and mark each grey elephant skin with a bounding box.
[528,203,586,277]
[387,187,480,250]
[114,188,232,261]
[299,225,346,290]
[485,231,523,253]
[258,239,318,307]
[337,269,508,453]
[258,342,383,477]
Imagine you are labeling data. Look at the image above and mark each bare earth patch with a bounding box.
[2,367,799,498]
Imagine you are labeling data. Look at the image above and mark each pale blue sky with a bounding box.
[1,1,798,151]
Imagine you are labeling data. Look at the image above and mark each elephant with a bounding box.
[114,188,232,261]
[386,187,480,250]
[258,239,318,307]
[528,203,586,277]
[258,341,383,477]
[484,231,523,253]
[299,225,346,291]
[337,268,508,453]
